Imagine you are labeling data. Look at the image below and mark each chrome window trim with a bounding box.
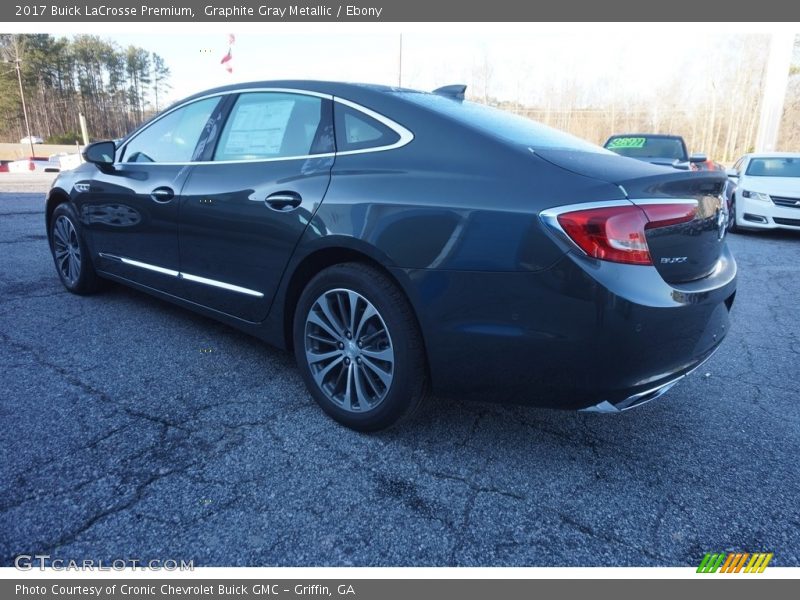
[116,152,338,166]
[333,96,414,156]
[115,87,413,167]
[117,93,229,164]
[628,198,699,206]
[98,253,264,298]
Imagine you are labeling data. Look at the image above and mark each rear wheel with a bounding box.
[49,203,103,294]
[293,262,428,431]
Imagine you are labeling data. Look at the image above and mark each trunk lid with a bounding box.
[537,149,729,283]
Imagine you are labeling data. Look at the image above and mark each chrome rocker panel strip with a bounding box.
[98,253,264,298]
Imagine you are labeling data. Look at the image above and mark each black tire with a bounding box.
[49,203,103,295]
[293,262,428,432]
[729,197,739,233]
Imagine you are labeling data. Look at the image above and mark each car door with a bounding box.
[81,96,224,293]
[177,90,335,322]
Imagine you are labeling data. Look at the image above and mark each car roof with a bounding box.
[742,152,800,159]
[605,133,685,140]
[175,80,421,106]
[120,80,433,145]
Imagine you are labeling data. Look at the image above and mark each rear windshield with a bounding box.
[399,93,606,153]
[604,136,687,160]
[745,157,800,177]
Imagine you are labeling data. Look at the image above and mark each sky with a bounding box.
[102,29,774,108]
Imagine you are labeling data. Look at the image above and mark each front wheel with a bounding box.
[49,203,103,294]
[293,262,428,431]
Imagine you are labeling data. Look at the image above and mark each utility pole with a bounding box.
[79,114,89,146]
[755,32,795,153]
[12,36,35,157]
[398,33,403,87]
[152,52,159,112]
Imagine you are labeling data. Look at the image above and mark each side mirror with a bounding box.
[689,153,707,164]
[82,141,116,168]
[672,160,691,171]
[726,168,739,178]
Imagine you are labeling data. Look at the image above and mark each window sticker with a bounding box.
[219,100,294,157]
[606,137,647,149]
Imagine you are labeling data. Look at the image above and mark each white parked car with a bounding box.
[7,156,60,173]
[20,135,44,144]
[728,153,800,232]
[54,152,82,171]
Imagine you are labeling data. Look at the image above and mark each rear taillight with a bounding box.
[28,161,35,171]
[553,201,697,266]
[640,203,697,229]
[557,205,651,265]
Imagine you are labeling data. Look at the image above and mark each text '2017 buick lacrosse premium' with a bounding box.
[46,81,736,430]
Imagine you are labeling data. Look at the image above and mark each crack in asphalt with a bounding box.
[27,467,190,561]
[2,186,800,566]
[557,513,674,564]
[0,210,43,216]
[0,236,47,245]
[0,330,243,561]
[420,468,526,502]
[0,290,66,307]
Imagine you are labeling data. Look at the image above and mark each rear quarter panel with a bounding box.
[307,104,624,273]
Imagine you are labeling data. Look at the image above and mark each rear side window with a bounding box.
[398,92,605,153]
[214,92,326,161]
[334,104,400,152]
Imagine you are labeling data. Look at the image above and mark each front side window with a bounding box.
[214,92,326,161]
[123,97,221,163]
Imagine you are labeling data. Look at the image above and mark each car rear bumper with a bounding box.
[579,341,720,413]
[394,245,736,410]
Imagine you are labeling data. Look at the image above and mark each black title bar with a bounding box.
[3,0,800,22]
[3,579,796,600]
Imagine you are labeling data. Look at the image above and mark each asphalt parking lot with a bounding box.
[1,172,798,567]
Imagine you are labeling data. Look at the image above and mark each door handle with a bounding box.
[150,186,175,203]
[265,191,302,212]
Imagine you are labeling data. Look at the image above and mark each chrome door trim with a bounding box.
[98,252,180,277]
[180,272,264,298]
[98,253,264,298]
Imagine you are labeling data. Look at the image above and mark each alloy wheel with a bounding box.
[304,288,395,413]
[52,215,81,286]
